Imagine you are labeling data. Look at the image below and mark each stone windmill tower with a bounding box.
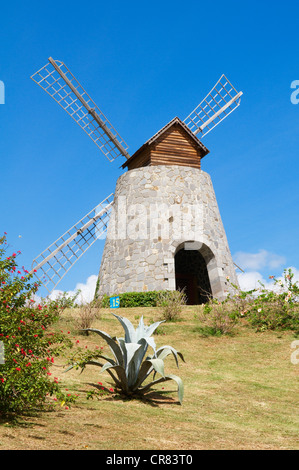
[30,58,242,304]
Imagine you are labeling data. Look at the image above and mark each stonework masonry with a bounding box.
[97,165,238,301]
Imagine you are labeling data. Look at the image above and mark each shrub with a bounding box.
[0,234,76,414]
[66,314,185,404]
[157,289,186,322]
[52,290,81,309]
[98,291,171,308]
[74,303,101,334]
[247,269,299,332]
[196,299,240,336]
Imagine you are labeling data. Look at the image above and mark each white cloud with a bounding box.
[237,266,299,293]
[233,249,286,271]
[48,274,98,305]
[237,271,264,291]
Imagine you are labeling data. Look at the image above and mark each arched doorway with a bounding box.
[174,248,212,305]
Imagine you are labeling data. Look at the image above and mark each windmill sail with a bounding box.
[31,194,114,293]
[184,74,243,139]
[31,58,130,162]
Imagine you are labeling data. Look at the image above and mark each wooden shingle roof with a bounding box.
[122,117,209,170]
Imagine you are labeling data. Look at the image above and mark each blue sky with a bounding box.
[0,0,298,299]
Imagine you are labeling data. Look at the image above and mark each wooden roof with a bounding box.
[122,117,209,170]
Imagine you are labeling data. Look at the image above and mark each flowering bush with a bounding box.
[247,269,299,332]
[196,269,299,335]
[0,234,76,414]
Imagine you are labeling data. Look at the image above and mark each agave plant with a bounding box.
[67,314,185,403]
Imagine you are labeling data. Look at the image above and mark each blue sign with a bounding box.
[110,296,120,309]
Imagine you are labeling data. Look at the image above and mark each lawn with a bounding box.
[0,306,298,450]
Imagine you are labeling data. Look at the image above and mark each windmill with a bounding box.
[30,57,243,303]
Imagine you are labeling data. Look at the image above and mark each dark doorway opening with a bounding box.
[175,249,212,305]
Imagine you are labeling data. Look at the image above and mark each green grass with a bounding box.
[0,306,298,450]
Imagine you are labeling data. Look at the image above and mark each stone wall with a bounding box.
[97,165,238,301]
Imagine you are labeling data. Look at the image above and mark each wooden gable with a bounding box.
[122,117,209,171]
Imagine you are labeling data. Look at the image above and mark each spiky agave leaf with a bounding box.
[112,314,164,353]
[137,317,165,352]
[100,362,129,392]
[142,318,165,339]
[135,315,146,340]
[83,328,124,366]
[132,357,165,391]
[155,345,185,368]
[117,338,149,388]
[133,356,184,404]
[66,315,185,404]
[134,346,184,386]
[111,314,137,343]
[140,374,184,404]
[133,360,154,391]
